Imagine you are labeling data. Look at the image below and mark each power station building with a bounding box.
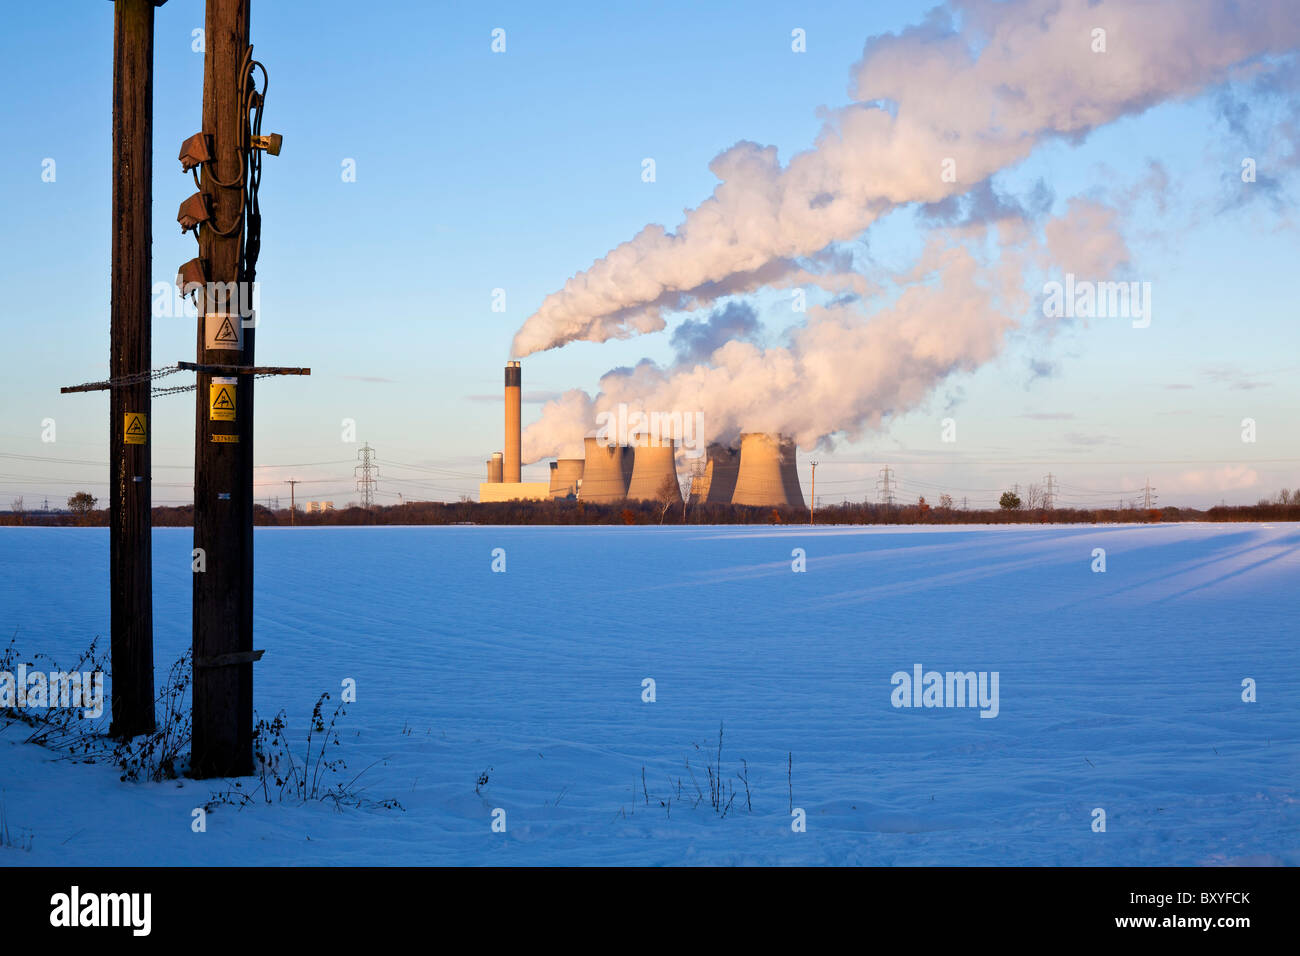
[478,362,804,508]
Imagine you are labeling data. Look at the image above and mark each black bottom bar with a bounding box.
[0,866,1286,941]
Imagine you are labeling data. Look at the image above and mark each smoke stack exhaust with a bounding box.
[504,361,521,483]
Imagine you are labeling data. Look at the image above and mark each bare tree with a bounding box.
[939,493,953,510]
[10,497,24,525]
[1023,483,1043,509]
[656,474,680,524]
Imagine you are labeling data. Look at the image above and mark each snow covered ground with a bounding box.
[1,523,1296,866]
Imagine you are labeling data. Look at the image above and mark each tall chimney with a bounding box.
[504,361,521,483]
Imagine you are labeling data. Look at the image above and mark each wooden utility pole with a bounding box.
[109,0,165,739]
[809,460,818,526]
[192,0,254,777]
[286,478,299,525]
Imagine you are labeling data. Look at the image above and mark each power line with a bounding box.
[380,457,485,479]
[0,452,354,471]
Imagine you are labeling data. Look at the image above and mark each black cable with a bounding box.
[191,47,268,282]
[242,50,268,287]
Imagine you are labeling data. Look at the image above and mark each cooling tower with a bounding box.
[732,433,795,507]
[486,452,503,484]
[549,458,584,498]
[778,437,805,508]
[626,439,681,503]
[504,361,521,483]
[691,443,740,504]
[621,444,635,491]
[578,437,628,503]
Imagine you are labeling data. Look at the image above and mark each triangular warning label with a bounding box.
[213,316,239,343]
[124,412,147,444]
[209,379,237,421]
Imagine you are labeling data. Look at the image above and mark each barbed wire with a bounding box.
[153,371,294,397]
[64,364,184,394]
[65,365,290,398]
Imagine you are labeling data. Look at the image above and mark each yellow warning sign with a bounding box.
[210,434,239,443]
[209,377,237,422]
[124,412,147,444]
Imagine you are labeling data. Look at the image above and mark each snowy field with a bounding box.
[1,523,1296,866]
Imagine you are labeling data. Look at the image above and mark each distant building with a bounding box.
[303,501,335,514]
[480,483,550,503]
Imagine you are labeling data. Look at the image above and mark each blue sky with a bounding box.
[1,0,1296,509]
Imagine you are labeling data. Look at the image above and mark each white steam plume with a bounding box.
[522,214,1052,462]
[512,0,1300,358]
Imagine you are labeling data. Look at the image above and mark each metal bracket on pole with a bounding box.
[194,649,265,669]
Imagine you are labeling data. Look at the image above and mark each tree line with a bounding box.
[4,488,1299,526]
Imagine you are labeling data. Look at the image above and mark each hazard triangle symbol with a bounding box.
[212,387,235,410]
[124,412,147,444]
[213,316,239,343]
